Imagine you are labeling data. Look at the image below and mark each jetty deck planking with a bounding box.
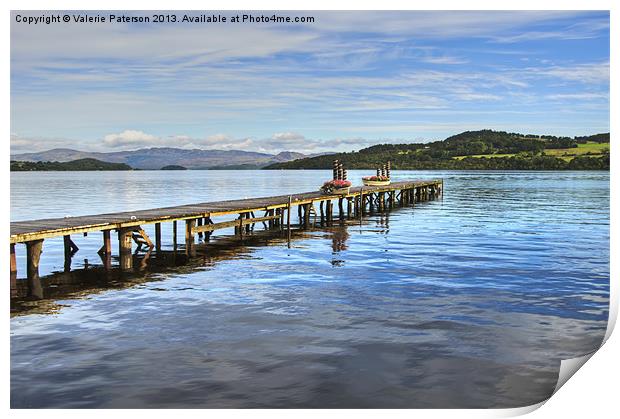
[10,179,442,280]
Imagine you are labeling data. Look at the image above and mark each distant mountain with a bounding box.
[11,158,133,171]
[11,147,318,170]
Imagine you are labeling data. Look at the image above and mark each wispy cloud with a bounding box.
[10,10,610,151]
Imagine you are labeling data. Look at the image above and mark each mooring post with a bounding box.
[185,219,196,256]
[118,227,133,271]
[154,223,161,251]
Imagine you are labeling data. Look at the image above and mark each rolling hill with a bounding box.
[265,130,609,170]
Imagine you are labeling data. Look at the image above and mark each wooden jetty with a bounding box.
[10,180,442,281]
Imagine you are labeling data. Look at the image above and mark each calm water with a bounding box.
[10,170,609,408]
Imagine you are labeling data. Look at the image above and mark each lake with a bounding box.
[10,170,610,408]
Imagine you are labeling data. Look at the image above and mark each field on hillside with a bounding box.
[452,142,609,162]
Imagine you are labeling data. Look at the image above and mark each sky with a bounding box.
[10,10,610,154]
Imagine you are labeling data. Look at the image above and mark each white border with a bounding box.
[3,1,616,418]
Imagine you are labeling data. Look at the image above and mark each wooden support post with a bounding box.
[155,223,161,251]
[268,209,274,229]
[360,189,365,216]
[197,218,203,240]
[102,230,112,254]
[279,208,285,229]
[347,197,352,218]
[26,240,44,298]
[298,205,303,224]
[326,200,333,224]
[304,204,311,228]
[245,212,252,233]
[99,230,112,270]
[63,234,71,260]
[118,228,133,271]
[320,201,325,219]
[390,191,396,207]
[338,198,344,220]
[185,219,196,256]
[287,196,292,247]
[172,220,178,250]
[10,243,17,277]
[238,215,244,238]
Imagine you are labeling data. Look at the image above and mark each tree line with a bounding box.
[265,130,610,170]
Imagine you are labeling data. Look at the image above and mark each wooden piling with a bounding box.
[10,243,17,276]
[100,230,112,270]
[26,240,44,298]
[287,196,292,247]
[185,219,195,256]
[172,220,178,250]
[304,204,311,227]
[155,223,161,251]
[326,200,333,224]
[196,218,203,240]
[118,228,133,271]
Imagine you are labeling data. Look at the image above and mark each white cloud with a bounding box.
[533,62,610,84]
[103,130,160,147]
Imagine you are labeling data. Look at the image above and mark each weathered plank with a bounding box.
[10,180,442,243]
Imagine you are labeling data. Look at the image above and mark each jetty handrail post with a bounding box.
[287,196,292,248]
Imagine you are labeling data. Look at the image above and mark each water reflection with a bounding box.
[10,227,346,317]
[10,171,609,408]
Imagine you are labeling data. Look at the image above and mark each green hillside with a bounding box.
[265,130,609,170]
[11,158,133,171]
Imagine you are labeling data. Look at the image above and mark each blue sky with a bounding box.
[10,10,609,154]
